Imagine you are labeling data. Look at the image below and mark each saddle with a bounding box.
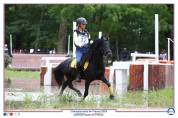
[70,58,89,71]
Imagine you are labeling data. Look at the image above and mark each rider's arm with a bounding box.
[74,31,82,47]
[88,34,93,44]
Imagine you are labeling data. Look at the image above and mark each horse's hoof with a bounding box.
[79,97,85,102]
[78,92,82,97]
[109,95,114,99]
[58,93,63,96]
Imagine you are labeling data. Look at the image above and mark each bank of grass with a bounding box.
[5,88,174,110]
[5,69,39,80]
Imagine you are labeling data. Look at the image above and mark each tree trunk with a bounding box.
[57,20,67,54]
[33,9,43,53]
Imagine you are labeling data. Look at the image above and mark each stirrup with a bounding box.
[70,59,77,69]
[70,58,89,71]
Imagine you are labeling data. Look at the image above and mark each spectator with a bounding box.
[4,44,12,68]
[159,49,167,60]
[120,48,130,61]
[4,44,9,54]
[4,44,12,57]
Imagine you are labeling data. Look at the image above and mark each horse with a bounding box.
[54,37,114,100]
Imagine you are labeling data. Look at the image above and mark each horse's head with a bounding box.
[91,36,112,59]
[101,37,112,59]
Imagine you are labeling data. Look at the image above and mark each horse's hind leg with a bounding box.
[59,81,68,96]
[83,80,91,100]
[101,76,114,99]
[68,83,82,97]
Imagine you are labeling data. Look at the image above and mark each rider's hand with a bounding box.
[90,40,93,44]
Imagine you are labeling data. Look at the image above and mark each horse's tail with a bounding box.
[54,65,64,88]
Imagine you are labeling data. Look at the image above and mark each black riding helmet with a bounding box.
[76,17,87,26]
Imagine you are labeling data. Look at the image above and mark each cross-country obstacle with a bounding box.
[40,57,174,96]
[109,61,174,95]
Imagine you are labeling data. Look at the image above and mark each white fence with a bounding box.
[41,57,69,86]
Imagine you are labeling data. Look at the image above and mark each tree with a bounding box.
[5,4,173,58]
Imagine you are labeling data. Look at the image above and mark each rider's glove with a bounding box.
[90,40,93,44]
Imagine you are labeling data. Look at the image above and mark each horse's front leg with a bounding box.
[101,76,114,99]
[59,81,68,96]
[68,82,82,97]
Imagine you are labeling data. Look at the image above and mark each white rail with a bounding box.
[41,56,69,86]
[131,53,156,62]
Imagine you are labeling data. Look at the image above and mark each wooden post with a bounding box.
[67,35,70,55]
[73,22,77,57]
[10,34,12,55]
[155,14,159,63]
[99,32,102,39]
[143,62,149,90]
[168,38,170,61]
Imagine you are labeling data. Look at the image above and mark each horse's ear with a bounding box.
[103,36,109,41]
[100,36,105,40]
[100,36,104,40]
[100,36,109,41]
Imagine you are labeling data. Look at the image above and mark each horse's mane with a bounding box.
[86,37,106,64]
[90,36,108,53]
[80,37,107,66]
[90,38,104,51]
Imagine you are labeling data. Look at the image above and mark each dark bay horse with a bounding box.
[54,37,114,100]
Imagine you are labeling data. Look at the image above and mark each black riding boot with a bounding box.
[76,62,83,82]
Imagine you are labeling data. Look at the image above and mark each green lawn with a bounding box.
[5,88,174,110]
[5,69,39,80]
[4,69,174,110]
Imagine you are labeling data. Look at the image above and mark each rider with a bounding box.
[74,17,91,81]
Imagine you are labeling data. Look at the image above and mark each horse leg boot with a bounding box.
[101,76,114,99]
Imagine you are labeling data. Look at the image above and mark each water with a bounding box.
[4,79,110,101]
[4,79,152,110]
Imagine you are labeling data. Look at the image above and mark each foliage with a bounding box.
[5,4,173,57]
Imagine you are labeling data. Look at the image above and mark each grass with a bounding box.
[5,69,39,80]
[5,88,174,110]
[4,69,174,110]
[148,88,174,107]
